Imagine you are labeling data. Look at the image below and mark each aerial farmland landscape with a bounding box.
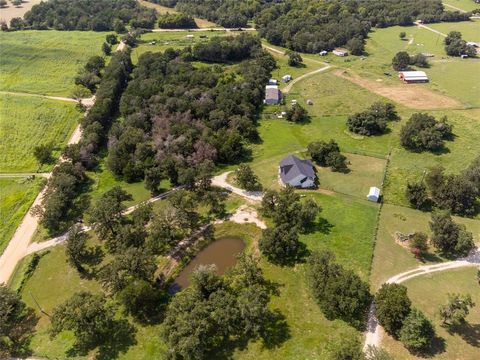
[0,1,479,359]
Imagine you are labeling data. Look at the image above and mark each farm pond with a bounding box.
[172,237,245,290]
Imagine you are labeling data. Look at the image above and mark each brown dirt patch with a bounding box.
[334,69,463,110]
[0,0,43,24]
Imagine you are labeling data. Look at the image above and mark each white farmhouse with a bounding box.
[367,187,381,202]
[279,155,316,188]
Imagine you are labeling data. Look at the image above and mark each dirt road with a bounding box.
[0,90,79,103]
[211,171,263,202]
[363,248,480,350]
[415,21,447,37]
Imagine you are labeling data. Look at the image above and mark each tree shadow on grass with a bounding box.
[260,309,291,349]
[303,217,334,235]
[410,335,446,358]
[96,319,137,360]
[448,322,480,347]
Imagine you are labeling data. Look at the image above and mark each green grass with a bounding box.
[383,109,480,206]
[381,267,480,360]
[427,19,480,43]
[0,30,108,96]
[443,0,480,12]
[0,177,44,254]
[370,203,480,289]
[0,94,81,172]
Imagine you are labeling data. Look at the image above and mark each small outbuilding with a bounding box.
[268,79,278,85]
[264,85,282,105]
[333,49,348,57]
[398,71,429,83]
[367,187,380,202]
[279,155,316,188]
[282,74,292,83]
[319,50,328,56]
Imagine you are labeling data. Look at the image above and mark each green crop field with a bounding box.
[0,177,44,255]
[0,30,108,96]
[370,203,480,289]
[0,94,80,172]
[382,267,480,360]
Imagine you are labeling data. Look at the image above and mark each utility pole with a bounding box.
[29,291,51,318]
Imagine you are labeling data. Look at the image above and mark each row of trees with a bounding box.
[347,102,399,136]
[22,0,156,31]
[109,34,275,191]
[407,156,480,216]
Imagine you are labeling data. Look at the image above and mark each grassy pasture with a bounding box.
[15,191,378,360]
[370,203,480,289]
[443,0,480,12]
[382,108,480,206]
[427,19,480,40]
[0,30,108,96]
[0,177,44,255]
[381,267,480,360]
[0,94,80,172]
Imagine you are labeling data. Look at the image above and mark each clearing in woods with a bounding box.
[0,0,43,24]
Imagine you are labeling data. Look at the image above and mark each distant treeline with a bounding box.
[108,34,275,191]
[22,0,156,31]
[158,13,196,29]
[146,0,471,54]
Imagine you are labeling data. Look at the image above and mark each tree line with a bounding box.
[16,0,156,31]
[109,34,275,192]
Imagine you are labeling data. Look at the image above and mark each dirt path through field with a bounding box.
[443,3,468,13]
[0,173,50,178]
[415,21,447,37]
[334,69,462,109]
[364,248,480,350]
[212,171,263,202]
[0,90,80,103]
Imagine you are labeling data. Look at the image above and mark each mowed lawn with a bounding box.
[0,30,108,96]
[381,267,480,360]
[0,94,80,172]
[370,203,480,289]
[0,177,44,254]
[443,0,480,12]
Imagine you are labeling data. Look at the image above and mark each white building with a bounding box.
[367,187,381,202]
[282,74,292,83]
[398,71,429,83]
[268,79,278,85]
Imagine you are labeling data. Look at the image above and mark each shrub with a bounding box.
[405,181,429,209]
[375,283,411,336]
[399,309,435,352]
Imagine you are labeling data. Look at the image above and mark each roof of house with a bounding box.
[399,71,428,79]
[368,186,380,197]
[265,87,281,102]
[279,155,315,183]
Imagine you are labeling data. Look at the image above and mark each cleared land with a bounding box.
[0,0,43,24]
[381,267,480,360]
[370,203,480,289]
[137,0,217,28]
[0,30,108,96]
[0,94,80,172]
[0,177,44,255]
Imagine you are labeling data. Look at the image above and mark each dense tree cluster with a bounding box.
[0,285,38,358]
[158,12,196,29]
[307,250,372,328]
[430,211,475,257]
[234,164,262,191]
[163,255,279,358]
[375,283,435,352]
[445,31,477,57]
[392,51,429,71]
[307,139,348,172]
[400,113,453,152]
[74,55,106,93]
[347,102,398,136]
[192,33,262,62]
[260,186,319,264]
[108,34,274,190]
[22,0,155,31]
[424,159,480,216]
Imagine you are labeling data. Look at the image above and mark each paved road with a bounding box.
[363,248,480,351]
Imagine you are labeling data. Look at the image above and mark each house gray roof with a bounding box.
[279,155,315,183]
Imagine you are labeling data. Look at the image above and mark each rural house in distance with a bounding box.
[279,155,316,188]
